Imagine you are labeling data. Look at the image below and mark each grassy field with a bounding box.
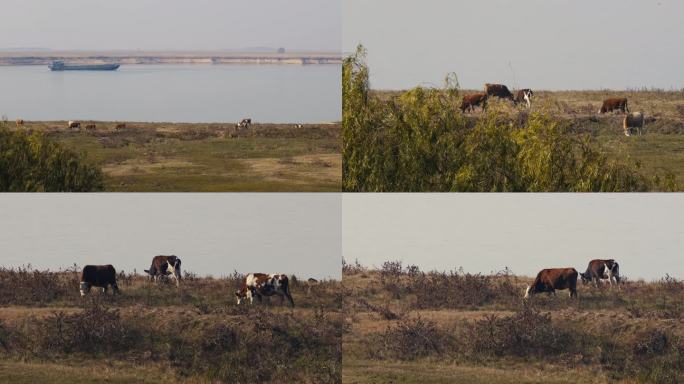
[0,267,342,383]
[342,261,684,384]
[372,89,684,188]
[10,121,341,191]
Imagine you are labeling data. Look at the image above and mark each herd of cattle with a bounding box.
[524,258,621,299]
[460,83,646,136]
[79,255,297,307]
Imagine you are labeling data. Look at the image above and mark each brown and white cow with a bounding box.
[235,273,294,307]
[68,120,81,130]
[514,89,534,108]
[144,255,182,286]
[484,83,514,100]
[598,98,629,114]
[580,259,620,287]
[460,93,488,113]
[80,265,119,296]
[623,112,644,136]
[524,268,578,299]
[15,118,24,127]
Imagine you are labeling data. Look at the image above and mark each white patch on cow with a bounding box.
[524,285,531,299]
[79,281,90,296]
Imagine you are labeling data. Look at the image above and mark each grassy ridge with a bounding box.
[342,262,684,384]
[10,121,341,191]
[0,267,342,383]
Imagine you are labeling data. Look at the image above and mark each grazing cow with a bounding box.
[580,259,620,287]
[80,265,119,296]
[235,273,294,307]
[236,118,252,129]
[85,124,97,131]
[144,255,182,286]
[460,93,488,113]
[295,124,304,128]
[524,268,578,299]
[115,123,126,130]
[484,83,514,100]
[68,120,81,130]
[514,89,534,108]
[15,118,24,127]
[623,112,644,136]
[598,98,629,114]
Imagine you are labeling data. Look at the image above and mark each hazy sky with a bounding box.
[0,194,341,280]
[343,0,684,90]
[0,0,340,51]
[343,194,684,281]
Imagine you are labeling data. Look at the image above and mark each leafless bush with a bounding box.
[372,316,450,360]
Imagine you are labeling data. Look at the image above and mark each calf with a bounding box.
[484,83,514,100]
[524,268,578,299]
[80,265,119,296]
[598,98,629,114]
[235,273,294,307]
[460,93,488,113]
[623,112,644,136]
[514,89,534,108]
[144,255,182,286]
[580,259,620,287]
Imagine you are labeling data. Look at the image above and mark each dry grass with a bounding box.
[343,263,684,384]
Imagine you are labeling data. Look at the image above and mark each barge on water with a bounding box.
[48,60,120,71]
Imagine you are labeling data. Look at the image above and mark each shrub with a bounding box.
[372,316,449,360]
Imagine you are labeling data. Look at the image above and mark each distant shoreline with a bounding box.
[0,50,342,66]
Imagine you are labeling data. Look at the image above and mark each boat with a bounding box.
[48,60,120,71]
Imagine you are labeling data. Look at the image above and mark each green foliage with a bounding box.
[343,46,673,191]
[0,123,103,191]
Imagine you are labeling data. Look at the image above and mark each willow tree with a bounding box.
[0,124,104,191]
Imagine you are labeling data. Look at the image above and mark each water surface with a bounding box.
[0,64,340,123]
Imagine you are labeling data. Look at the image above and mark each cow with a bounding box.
[514,89,534,108]
[144,255,182,286]
[580,259,620,287]
[68,120,81,130]
[235,273,294,307]
[15,118,24,127]
[85,124,97,131]
[484,83,514,100]
[236,118,252,129]
[598,98,629,114]
[460,93,488,113]
[79,265,119,296]
[115,123,126,130]
[524,268,578,299]
[623,112,644,136]
[295,124,304,128]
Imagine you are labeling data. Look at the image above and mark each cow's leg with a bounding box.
[102,286,107,294]
[285,292,295,307]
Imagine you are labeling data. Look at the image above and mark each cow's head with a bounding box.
[598,106,606,114]
[235,288,247,305]
[579,272,591,284]
[523,285,533,299]
[525,89,533,98]
[172,259,182,282]
[79,281,91,296]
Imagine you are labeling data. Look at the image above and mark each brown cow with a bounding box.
[235,273,294,307]
[513,89,534,108]
[15,118,24,127]
[144,255,182,286]
[85,124,97,131]
[460,93,488,113]
[79,265,119,296]
[580,259,620,287]
[484,83,514,100]
[623,112,644,136]
[524,268,578,299]
[598,98,629,114]
[115,123,127,130]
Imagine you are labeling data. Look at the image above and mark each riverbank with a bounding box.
[8,121,341,191]
[0,50,342,66]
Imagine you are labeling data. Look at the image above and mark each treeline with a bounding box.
[342,46,677,192]
[0,123,103,191]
